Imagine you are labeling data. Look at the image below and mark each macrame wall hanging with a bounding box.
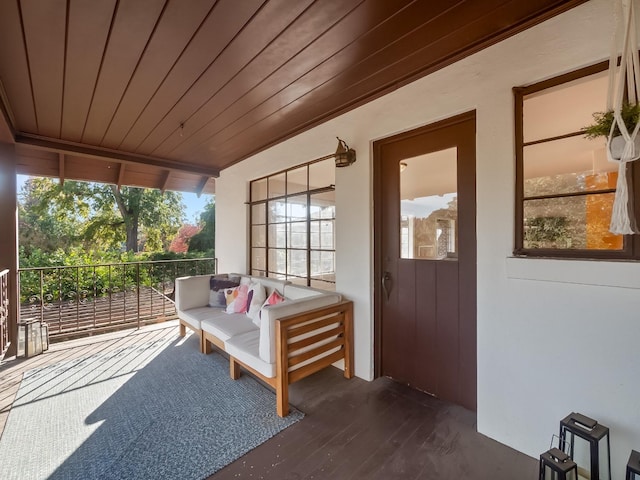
[606,0,640,234]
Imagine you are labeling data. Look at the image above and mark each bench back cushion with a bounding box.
[236,274,287,297]
[175,275,212,312]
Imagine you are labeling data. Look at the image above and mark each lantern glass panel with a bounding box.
[569,434,592,478]
[17,323,25,356]
[41,323,49,351]
[543,466,578,480]
[598,437,610,480]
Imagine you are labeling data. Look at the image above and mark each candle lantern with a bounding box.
[559,412,611,480]
[627,450,640,480]
[539,447,578,480]
[17,319,44,358]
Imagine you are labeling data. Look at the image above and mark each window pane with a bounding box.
[287,250,307,277]
[268,249,286,275]
[250,158,337,283]
[310,191,335,219]
[268,223,286,248]
[523,136,614,197]
[251,248,266,271]
[310,220,334,249]
[252,203,266,224]
[251,225,266,247]
[311,250,334,277]
[287,166,307,195]
[309,158,335,189]
[268,172,286,198]
[288,221,307,248]
[400,149,457,260]
[523,69,609,142]
[251,178,267,202]
[523,194,623,250]
[268,200,286,223]
[287,195,307,221]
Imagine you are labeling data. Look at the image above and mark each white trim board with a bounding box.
[505,256,640,289]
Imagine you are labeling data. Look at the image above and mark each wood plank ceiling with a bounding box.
[0,0,587,193]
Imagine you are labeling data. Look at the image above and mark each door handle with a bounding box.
[382,272,392,301]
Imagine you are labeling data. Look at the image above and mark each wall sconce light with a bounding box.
[334,137,356,167]
[400,162,407,173]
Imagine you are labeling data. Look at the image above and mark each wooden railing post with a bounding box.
[0,144,19,357]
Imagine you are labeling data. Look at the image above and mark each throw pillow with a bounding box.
[246,282,267,326]
[209,277,239,308]
[225,284,250,314]
[259,290,285,320]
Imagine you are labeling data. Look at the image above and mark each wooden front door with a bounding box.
[374,112,477,411]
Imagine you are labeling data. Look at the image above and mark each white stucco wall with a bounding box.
[216,0,640,475]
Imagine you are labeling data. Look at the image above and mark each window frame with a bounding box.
[249,158,336,288]
[514,60,640,260]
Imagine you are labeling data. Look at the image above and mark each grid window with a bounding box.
[250,159,336,289]
[514,62,640,259]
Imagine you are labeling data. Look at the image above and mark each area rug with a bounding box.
[0,333,303,480]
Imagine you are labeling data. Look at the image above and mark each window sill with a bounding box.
[505,256,640,289]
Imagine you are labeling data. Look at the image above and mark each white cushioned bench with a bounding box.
[175,274,353,416]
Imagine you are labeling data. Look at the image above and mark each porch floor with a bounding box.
[0,322,537,479]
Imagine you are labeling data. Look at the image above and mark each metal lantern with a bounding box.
[539,448,578,480]
[559,412,611,480]
[627,450,640,480]
[17,319,44,358]
[334,137,356,167]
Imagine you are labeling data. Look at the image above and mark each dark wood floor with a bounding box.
[1,322,538,479]
[213,364,538,479]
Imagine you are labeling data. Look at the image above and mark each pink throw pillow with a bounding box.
[225,284,249,314]
[259,290,285,319]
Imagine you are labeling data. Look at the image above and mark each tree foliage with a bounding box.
[169,224,202,253]
[19,178,185,258]
[189,199,215,253]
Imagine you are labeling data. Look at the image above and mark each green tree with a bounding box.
[19,178,185,255]
[189,199,215,252]
[18,178,91,255]
[102,185,184,252]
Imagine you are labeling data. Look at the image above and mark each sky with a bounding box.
[16,174,212,224]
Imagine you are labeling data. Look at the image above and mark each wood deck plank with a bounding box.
[0,321,537,478]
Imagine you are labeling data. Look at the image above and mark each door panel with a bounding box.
[374,111,476,411]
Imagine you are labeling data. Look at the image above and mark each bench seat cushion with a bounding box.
[201,312,257,342]
[225,330,276,378]
[178,306,222,331]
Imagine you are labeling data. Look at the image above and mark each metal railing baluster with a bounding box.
[17,257,215,342]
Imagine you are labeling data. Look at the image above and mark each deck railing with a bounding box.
[19,258,216,341]
[1,269,9,354]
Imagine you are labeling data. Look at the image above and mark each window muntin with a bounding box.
[515,62,640,258]
[250,158,336,290]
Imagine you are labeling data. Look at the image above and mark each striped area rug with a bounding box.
[0,333,302,480]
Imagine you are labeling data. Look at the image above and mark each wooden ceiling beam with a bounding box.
[160,170,171,194]
[0,81,15,143]
[14,133,220,178]
[196,176,210,198]
[117,163,126,191]
[58,153,65,185]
